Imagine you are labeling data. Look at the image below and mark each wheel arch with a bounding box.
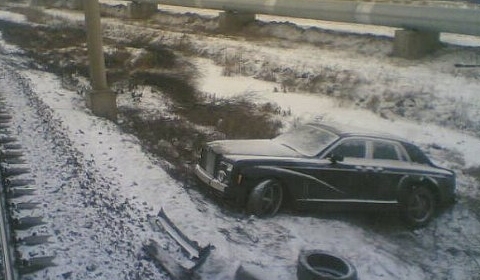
[397,175,441,203]
[240,165,308,205]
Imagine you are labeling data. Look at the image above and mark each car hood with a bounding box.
[208,139,303,157]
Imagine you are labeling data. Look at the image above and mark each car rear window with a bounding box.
[373,142,399,160]
[403,143,431,165]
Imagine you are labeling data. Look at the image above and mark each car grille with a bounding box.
[200,148,216,176]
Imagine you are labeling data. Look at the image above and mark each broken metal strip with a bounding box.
[156,208,211,260]
[144,239,193,280]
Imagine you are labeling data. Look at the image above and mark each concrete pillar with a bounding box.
[128,2,158,19]
[393,29,440,59]
[218,11,255,33]
[84,0,117,121]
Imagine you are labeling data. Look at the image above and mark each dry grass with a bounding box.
[8,7,49,24]
[0,15,284,178]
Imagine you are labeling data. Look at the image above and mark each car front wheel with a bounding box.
[401,186,436,227]
[246,179,283,217]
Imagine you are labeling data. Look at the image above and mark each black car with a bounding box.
[195,122,456,227]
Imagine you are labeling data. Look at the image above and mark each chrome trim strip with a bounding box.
[255,166,346,194]
[297,198,398,204]
[195,165,227,192]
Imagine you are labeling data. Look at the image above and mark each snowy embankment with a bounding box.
[196,58,480,168]
[1,5,480,280]
[8,51,480,280]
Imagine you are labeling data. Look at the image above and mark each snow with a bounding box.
[0,3,480,280]
[196,58,480,167]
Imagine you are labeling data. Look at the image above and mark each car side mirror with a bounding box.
[327,153,344,164]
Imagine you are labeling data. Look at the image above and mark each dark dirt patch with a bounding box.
[0,19,90,77]
[0,20,86,50]
[130,70,197,105]
[177,97,282,139]
[118,96,283,181]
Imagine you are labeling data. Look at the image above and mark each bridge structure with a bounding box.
[132,0,480,58]
[23,0,480,58]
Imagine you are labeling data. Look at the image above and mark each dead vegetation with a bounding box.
[0,14,284,178]
[465,166,480,183]
[2,6,479,177]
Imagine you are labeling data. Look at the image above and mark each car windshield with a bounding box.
[274,125,339,156]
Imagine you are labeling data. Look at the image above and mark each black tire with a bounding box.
[401,186,436,228]
[246,179,283,217]
[297,250,357,280]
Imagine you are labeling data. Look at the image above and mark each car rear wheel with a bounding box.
[401,186,436,227]
[246,179,283,217]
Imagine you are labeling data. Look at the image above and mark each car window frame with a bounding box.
[320,136,414,163]
[367,139,411,162]
[320,137,369,159]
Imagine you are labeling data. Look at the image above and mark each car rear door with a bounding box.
[360,140,411,201]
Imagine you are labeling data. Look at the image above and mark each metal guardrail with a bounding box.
[141,0,480,36]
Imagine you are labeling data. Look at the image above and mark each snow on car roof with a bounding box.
[308,122,408,143]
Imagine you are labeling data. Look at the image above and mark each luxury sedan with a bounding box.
[195,122,456,227]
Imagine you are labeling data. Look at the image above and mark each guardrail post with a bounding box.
[218,11,255,33]
[393,29,440,59]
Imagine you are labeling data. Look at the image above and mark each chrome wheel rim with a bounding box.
[407,191,433,222]
[260,181,283,215]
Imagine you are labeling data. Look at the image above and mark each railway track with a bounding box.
[1,176,16,280]
[0,108,17,280]
[0,94,54,279]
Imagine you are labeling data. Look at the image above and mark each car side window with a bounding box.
[330,140,366,158]
[373,141,399,160]
[403,143,431,165]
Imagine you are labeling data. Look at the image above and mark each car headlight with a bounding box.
[216,161,233,183]
[216,170,228,182]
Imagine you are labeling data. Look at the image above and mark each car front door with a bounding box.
[306,138,369,201]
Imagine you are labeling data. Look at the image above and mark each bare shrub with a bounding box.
[177,96,283,140]
[365,95,381,113]
[119,95,283,178]
[8,7,49,24]
[254,62,278,82]
[104,47,130,68]
[128,47,176,69]
[130,70,197,105]
[171,33,195,55]
[464,166,480,183]
[0,20,86,50]
[220,50,246,77]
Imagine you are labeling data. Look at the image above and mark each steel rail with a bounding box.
[143,0,480,36]
[0,172,16,280]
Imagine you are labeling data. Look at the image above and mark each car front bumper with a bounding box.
[194,164,228,193]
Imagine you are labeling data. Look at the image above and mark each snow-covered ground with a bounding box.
[1,3,480,280]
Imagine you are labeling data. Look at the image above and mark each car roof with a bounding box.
[307,122,409,143]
